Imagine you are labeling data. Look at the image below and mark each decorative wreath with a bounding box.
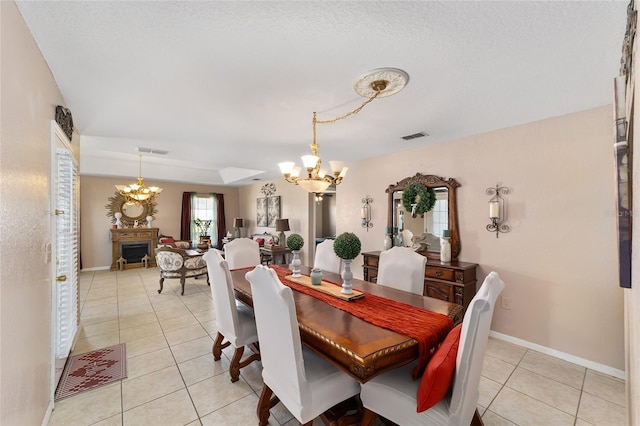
[402,183,436,216]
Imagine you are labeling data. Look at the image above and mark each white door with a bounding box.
[51,122,79,393]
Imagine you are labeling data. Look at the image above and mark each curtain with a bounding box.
[180,192,193,241]
[216,193,225,248]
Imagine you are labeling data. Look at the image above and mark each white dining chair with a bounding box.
[245,265,361,426]
[203,250,260,383]
[360,271,505,426]
[377,246,427,295]
[313,239,342,274]
[224,237,260,269]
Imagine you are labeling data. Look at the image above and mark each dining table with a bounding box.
[230,264,463,383]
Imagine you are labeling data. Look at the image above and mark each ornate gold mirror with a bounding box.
[105,192,158,228]
[386,173,461,260]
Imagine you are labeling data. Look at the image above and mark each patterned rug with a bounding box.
[55,343,127,401]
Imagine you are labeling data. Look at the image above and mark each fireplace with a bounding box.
[120,242,150,264]
[110,228,158,271]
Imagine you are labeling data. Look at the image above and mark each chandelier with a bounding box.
[115,155,163,205]
[278,68,409,193]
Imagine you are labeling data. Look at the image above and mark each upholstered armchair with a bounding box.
[156,247,209,295]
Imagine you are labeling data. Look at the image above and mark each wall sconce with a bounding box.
[361,196,373,231]
[234,218,243,238]
[275,218,290,246]
[486,185,510,238]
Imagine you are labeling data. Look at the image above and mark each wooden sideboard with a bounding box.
[110,228,159,271]
[362,251,477,312]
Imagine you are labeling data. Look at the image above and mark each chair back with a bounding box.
[377,246,426,295]
[401,229,414,247]
[313,239,341,274]
[448,271,505,425]
[224,238,260,269]
[203,250,243,345]
[156,247,185,271]
[245,265,310,412]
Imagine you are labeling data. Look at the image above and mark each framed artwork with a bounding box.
[256,198,268,227]
[267,196,281,228]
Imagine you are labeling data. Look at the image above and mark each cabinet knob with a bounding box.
[435,271,442,277]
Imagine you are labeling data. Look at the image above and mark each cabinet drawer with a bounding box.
[424,281,454,302]
[425,266,455,281]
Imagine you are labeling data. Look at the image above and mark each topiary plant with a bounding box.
[286,233,304,251]
[333,232,361,260]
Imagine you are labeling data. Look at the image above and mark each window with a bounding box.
[429,192,449,239]
[191,193,217,247]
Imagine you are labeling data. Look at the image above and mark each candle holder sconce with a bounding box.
[361,196,373,231]
[486,185,510,238]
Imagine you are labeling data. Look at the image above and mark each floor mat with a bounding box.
[55,343,127,401]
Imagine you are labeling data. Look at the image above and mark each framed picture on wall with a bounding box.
[256,198,268,227]
[267,196,281,228]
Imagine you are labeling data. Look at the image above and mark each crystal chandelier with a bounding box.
[278,68,409,193]
[115,155,163,205]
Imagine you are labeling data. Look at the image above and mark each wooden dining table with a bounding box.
[230,265,463,383]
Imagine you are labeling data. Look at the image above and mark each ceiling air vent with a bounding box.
[401,131,428,141]
[136,146,169,155]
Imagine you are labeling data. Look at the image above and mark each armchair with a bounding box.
[156,247,209,295]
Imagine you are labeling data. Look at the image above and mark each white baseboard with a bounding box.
[490,330,625,380]
[80,265,111,272]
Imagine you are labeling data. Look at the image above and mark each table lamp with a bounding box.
[275,218,290,246]
[234,218,243,238]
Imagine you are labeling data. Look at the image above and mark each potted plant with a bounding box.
[194,218,212,243]
[286,233,304,277]
[333,232,362,294]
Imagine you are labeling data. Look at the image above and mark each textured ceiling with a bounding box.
[16,1,628,186]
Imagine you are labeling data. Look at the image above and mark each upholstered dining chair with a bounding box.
[203,250,260,383]
[224,237,261,270]
[360,271,505,426]
[377,246,427,295]
[245,265,361,426]
[313,239,342,274]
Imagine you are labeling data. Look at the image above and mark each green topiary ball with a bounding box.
[333,232,361,260]
[286,233,304,251]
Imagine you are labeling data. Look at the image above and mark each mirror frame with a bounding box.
[105,191,158,228]
[386,173,461,261]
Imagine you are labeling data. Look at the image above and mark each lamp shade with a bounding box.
[275,218,290,232]
[234,218,244,228]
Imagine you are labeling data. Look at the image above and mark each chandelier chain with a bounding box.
[314,89,382,125]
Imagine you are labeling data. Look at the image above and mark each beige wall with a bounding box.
[241,106,624,372]
[238,180,313,265]
[80,176,240,269]
[0,2,79,424]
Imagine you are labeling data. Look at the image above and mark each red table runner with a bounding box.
[270,265,453,377]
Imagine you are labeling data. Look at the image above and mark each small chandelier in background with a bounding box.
[115,155,163,205]
[278,68,409,193]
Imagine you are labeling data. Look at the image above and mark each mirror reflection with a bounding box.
[393,188,449,252]
[122,203,144,219]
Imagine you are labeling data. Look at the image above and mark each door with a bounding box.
[51,122,79,393]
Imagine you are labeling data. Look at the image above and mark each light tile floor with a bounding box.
[48,268,626,426]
